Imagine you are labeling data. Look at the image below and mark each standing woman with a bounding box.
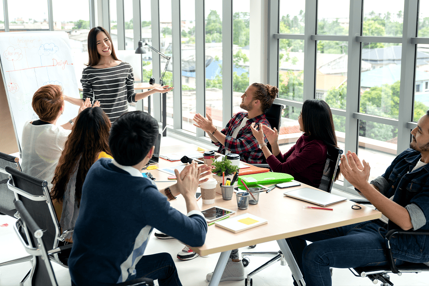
[64,26,173,122]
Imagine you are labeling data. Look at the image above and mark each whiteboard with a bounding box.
[0,31,80,153]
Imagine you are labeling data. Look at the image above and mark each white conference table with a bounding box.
[149,144,381,286]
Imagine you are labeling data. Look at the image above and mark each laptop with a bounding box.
[149,133,161,165]
[284,187,347,207]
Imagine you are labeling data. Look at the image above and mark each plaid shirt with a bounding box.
[213,112,270,164]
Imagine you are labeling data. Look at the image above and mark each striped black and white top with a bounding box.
[81,62,136,122]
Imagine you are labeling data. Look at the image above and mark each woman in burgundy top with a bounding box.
[250,99,339,188]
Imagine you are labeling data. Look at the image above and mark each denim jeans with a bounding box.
[287,220,403,286]
[130,252,182,286]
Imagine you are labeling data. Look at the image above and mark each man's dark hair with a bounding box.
[427,109,429,117]
[109,111,159,166]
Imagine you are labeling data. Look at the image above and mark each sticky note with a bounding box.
[238,218,259,225]
[197,147,206,152]
[147,165,158,170]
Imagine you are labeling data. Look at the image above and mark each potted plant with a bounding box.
[211,156,239,194]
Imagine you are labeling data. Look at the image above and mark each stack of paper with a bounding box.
[215,213,267,233]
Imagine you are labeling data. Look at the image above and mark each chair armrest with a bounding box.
[349,198,371,204]
[58,228,74,242]
[384,229,429,274]
[48,244,73,255]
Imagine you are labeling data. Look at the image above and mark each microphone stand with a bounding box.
[145,43,171,137]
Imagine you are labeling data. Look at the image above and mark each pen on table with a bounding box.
[306,206,333,211]
[265,185,276,193]
[208,215,230,226]
[222,171,225,185]
[230,172,238,185]
[241,179,257,201]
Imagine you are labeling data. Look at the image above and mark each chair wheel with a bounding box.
[242,257,250,267]
[249,245,256,249]
[244,278,253,286]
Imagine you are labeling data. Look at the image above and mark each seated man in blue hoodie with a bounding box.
[68,111,209,286]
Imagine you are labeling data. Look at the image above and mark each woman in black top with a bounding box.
[64,26,172,122]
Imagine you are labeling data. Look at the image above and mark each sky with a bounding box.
[4,0,429,24]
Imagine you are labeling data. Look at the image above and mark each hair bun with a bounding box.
[267,85,278,99]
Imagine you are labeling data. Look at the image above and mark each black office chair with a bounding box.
[241,146,343,286]
[350,229,429,285]
[5,166,73,285]
[14,200,154,286]
[0,151,21,217]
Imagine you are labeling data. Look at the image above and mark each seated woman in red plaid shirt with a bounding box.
[193,83,278,164]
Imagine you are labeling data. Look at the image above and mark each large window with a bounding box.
[205,2,223,131]
[8,0,50,31]
[181,0,196,133]
[232,0,250,114]
[141,0,152,116]
[109,0,119,49]
[269,0,423,193]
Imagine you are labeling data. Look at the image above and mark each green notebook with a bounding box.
[237,172,294,188]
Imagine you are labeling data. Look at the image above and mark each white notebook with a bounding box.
[215,213,267,233]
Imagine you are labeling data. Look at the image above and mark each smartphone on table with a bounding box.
[276,181,301,189]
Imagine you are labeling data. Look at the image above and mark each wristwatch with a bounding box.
[69,119,74,126]
[259,142,267,149]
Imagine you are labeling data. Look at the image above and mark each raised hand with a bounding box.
[175,162,199,198]
[250,123,265,145]
[152,85,174,93]
[79,98,92,113]
[193,113,214,133]
[261,124,278,145]
[340,152,371,189]
[93,100,101,107]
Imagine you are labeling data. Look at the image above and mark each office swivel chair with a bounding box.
[14,200,154,286]
[5,166,73,285]
[0,151,21,217]
[241,146,343,286]
[349,228,429,285]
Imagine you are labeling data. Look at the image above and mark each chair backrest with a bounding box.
[5,166,60,252]
[318,146,343,193]
[264,103,284,131]
[14,200,59,286]
[0,152,21,217]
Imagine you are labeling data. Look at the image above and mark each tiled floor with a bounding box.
[2,136,428,285]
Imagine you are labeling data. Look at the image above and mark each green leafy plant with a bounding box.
[211,156,239,176]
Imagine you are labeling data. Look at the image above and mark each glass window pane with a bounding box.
[278,39,304,102]
[316,41,348,109]
[362,1,404,37]
[181,0,196,133]
[110,0,119,49]
[124,0,134,51]
[0,0,4,31]
[332,114,345,181]
[52,0,90,91]
[279,0,305,34]
[418,1,429,37]
[205,3,223,131]
[279,105,302,153]
[360,43,401,120]
[358,120,397,181]
[233,0,250,114]
[8,0,50,30]
[141,0,152,116]
[317,0,349,35]
[159,0,173,127]
[414,45,429,121]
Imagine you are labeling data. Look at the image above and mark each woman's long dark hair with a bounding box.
[301,99,340,180]
[51,107,111,206]
[86,26,119,66]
